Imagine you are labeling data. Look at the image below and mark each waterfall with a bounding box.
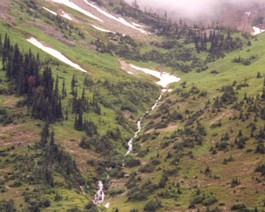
[93,181,105,205]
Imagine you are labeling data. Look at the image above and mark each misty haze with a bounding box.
[125,0,265,32]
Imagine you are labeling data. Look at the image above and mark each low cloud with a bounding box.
[124,0,265,20]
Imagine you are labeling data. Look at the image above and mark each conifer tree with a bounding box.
[40,123,49,147]
[71,74,76,95]
[55,75,59,95]
[61,79,67,98]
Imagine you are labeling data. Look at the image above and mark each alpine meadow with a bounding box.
[0,0,265,211]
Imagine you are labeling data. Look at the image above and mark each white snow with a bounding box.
[129,64,180,88]
[105,202,110,208]
[92,25,114,33]
[246,11,251,17]
[51,0,103,22]
[93,181,105,205]
[252,26,265,36]
[43,7,73,21]
[43,7,57,16]
[61,11,72,20]
[27,37,86,72]
[132,22,145,28]
[83,0,148,34]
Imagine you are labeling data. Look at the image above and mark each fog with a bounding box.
[124,0,265,20]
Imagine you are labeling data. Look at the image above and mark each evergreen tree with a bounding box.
[2,33,10,70]
[61,79,67,98]
[55,75,59,95]
[74,111,83,131]
[71,74,76,95]
[40,123,49,147]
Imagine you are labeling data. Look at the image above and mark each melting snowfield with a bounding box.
[129,64,180,88]
[51,0,103,22]
[43,7,73,21]
[132,22,145,28]
[252,26,265,36]
[83,0,148,34]
[49,0,148,34]
[43,7,57,16]
[27,37,86,72]
[61,11,72,20]
[92,25,114,33]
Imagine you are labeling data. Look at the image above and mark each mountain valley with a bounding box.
[0,0,265,211]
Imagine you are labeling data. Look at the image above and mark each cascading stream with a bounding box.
[93,181,105,205]
[94,63,180,207]
[122,65,180,158]
[124,90,164,156]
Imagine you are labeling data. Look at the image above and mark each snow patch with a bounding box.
[252,26,265,36]
[92,25,114,33]
[245,11,251,17]
[51,0,103,22]
[27,37,86,72]
[43,7,73,21]
[105,202,110,208]
[132,22,146,28]
[129,64,180,88]
[118,17,148,34]
[43,7,57,16]
[61,11,72,20]
[83,0,148,34]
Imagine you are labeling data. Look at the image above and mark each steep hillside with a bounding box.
[0,0,264,211]
[108,33,265,211]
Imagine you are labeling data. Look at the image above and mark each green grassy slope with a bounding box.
[107,33,265,211]
[0,0,264,211]
[0,0,160,211]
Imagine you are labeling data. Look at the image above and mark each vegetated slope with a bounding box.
[0,0,160,211]
[0,0,264,212]
[107,34,265,211]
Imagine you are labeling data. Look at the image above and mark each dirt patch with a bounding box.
[210,109,236,125]
[2,96,23,109]
[145,122,178,134]
[119,59,136,75]
[0,124,39,147]
[31,21,76,46]
[122,109,135,121]
[157,123,178,132]
[0,0,16,25]
[53,134,99,173]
